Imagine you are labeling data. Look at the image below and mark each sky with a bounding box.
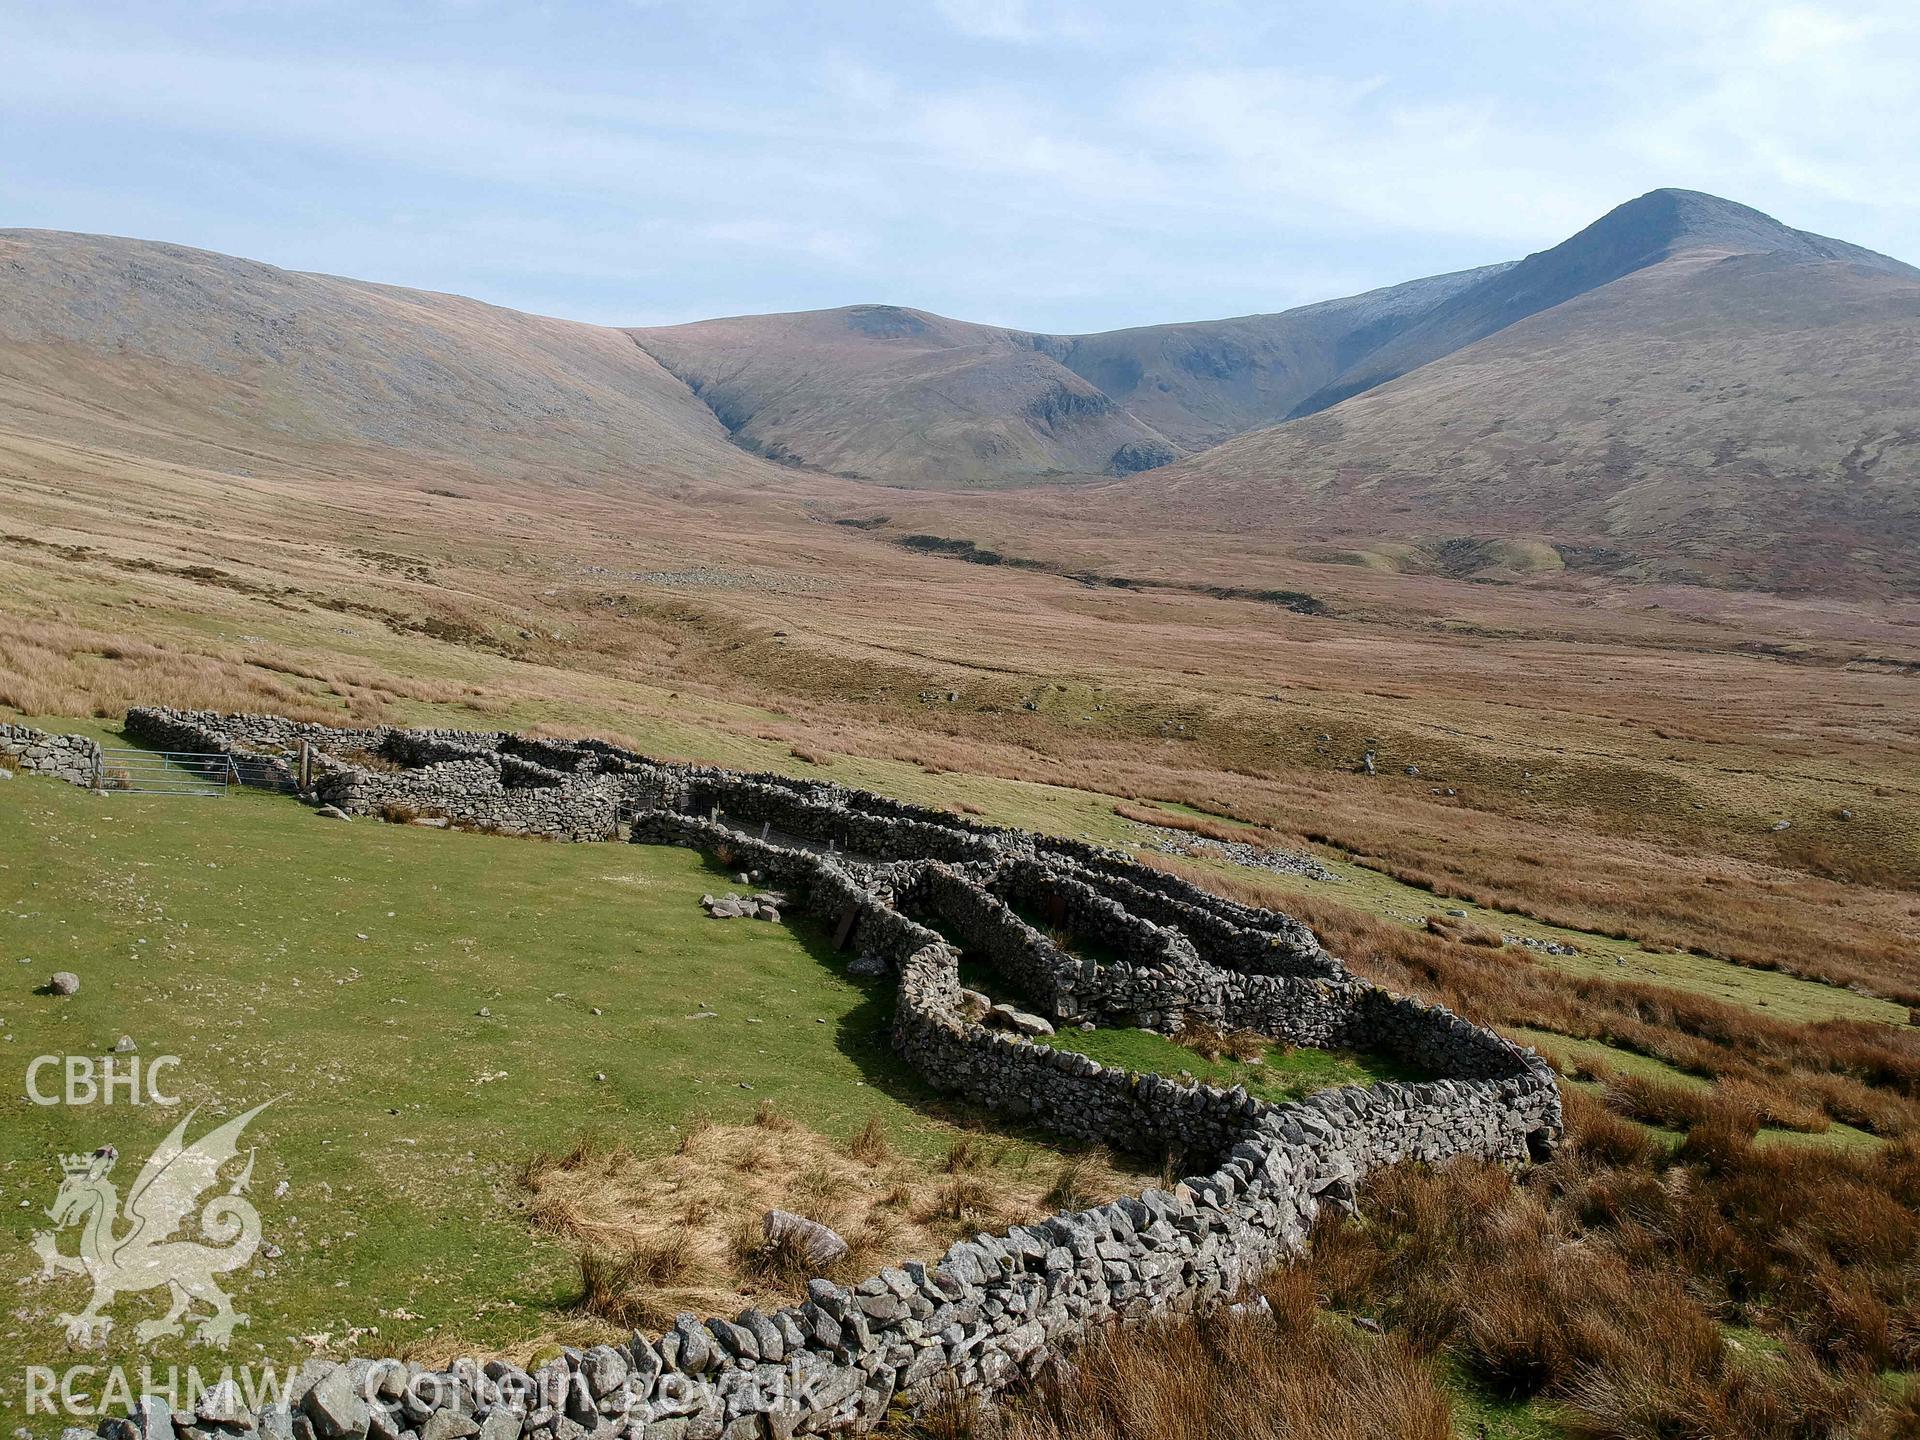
[2,0,1916,333]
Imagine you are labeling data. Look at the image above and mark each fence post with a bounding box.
[298,740,312,791]
[92,746,103,792]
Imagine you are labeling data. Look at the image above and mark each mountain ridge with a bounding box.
[1,188,1915,592]
[624,263,1516,482]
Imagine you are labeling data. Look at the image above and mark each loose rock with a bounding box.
[762,1209,849,1268]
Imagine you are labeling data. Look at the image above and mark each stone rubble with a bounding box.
[702,892,788,921]
[1134,828,1338,884]
[1504,934,1582,957]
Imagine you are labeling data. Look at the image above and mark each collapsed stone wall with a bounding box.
[75,709,1560,1440]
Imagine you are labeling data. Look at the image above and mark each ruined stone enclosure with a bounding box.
[105,707,1561,1440]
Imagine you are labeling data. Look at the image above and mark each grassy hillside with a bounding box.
[628,266,1505,481]
[0,229,774,490]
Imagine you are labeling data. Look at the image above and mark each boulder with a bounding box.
[131,1395,173,1440]
[989,1003,1054,1037]
[762,1209,849,1268]
[49,971,80,996]
[304,1366,370,1440]
[578,1345,627,1401]
[196,1379,251,1427]
[419,1410,479,1440]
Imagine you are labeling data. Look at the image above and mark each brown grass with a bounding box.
[916,1267,1453,1440]
[847,1114,894,1165]
[0,614,476,728]
[1292,1096,1920,1432]
[893,1084,1920,1440]
[1420,912,1505,948]
[1179,1015,1269,1064]
[525,1118,1132,1331]
[1113,801,1262,846]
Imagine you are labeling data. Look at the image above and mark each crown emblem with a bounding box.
[60,1146,116,1179]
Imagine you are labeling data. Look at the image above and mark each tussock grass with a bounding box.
[1278,1094,1920,1437]
[847,1114,894,1165]
[1113,800,1264,846]
[526,1118,1132,1328]
[912,1267,1455,1440]
[1178,1015,1270,1064]
[1043,1148,1110,1213]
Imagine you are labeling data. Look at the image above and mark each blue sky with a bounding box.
[3,1,1915,332]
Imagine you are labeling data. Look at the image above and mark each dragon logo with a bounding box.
[31,1102,273,1347]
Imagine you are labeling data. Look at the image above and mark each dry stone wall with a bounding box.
[62,709,1562,1440]
[1,722,102,786]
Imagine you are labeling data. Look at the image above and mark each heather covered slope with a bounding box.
[1141,248,1920,591]
[0,229,776,489]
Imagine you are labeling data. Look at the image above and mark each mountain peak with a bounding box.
[1282,188,1916,418]
[1569,188,1915,277]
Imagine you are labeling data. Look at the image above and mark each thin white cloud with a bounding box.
[1,0,1914,331]
[927,0,1096,43]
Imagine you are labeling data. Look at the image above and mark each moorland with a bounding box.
[2,187,1918,1436]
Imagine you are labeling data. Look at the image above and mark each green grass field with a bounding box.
[1032,1025,1428,1108]
[0,741,1441,1410]
[0,770,1021,1401]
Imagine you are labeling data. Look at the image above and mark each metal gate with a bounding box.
[95,746,234,797]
